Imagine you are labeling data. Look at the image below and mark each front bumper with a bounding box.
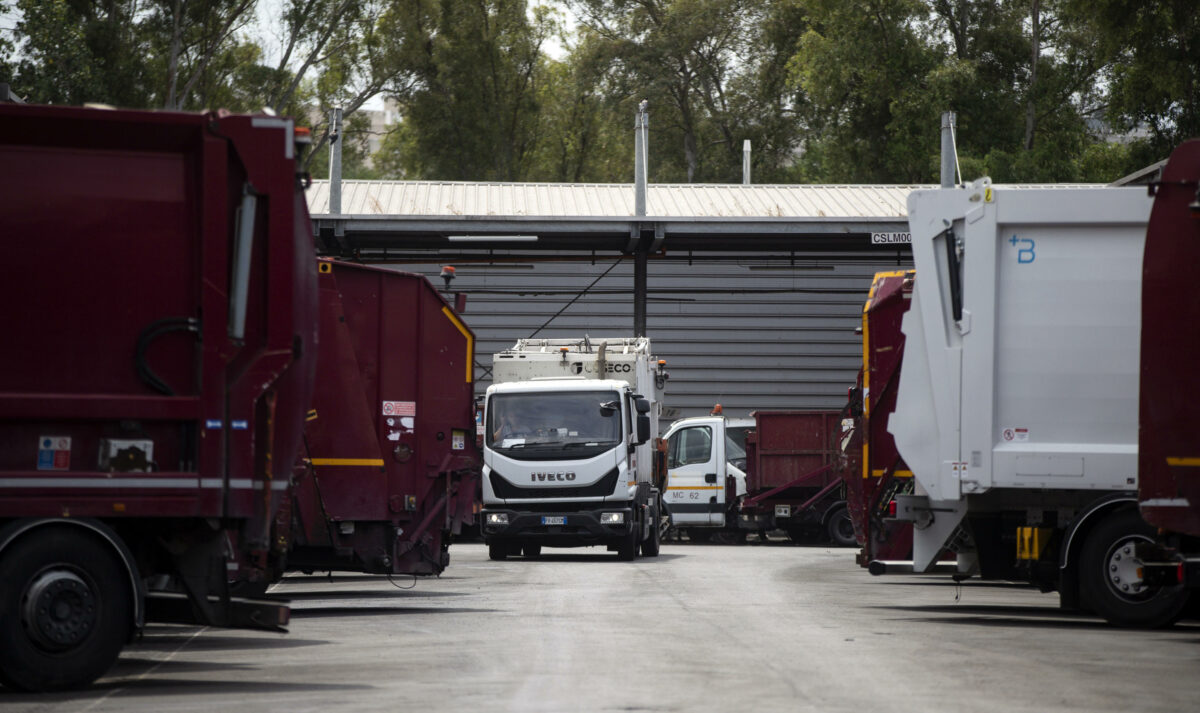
[482,505,633,547]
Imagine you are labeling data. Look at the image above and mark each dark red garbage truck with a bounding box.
[0,103,319,690]
[279,260,480,579]
[1136,139,1200,599]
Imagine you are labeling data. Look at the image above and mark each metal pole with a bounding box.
[633,101,649,337]
[634,251,647,337]
[743,140,751,185]
[635,101,648,217]
[940,111,956,188]
[329,107,343,214]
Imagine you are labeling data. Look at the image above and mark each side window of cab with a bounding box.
[666,426,712,468]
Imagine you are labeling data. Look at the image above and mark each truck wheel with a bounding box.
[0,528,133,691]
[487,542,508,561]
[522,544,541,558]
[1080,508,1191,628]
[826,506,857,547]
[616,528,639,561]
[641,510,661,557]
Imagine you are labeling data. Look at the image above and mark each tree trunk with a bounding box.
[165,0,182,109]
[1024,0,1040,151]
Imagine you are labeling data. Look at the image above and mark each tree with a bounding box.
[376,0,554,181]
[1070,0,1200,165]
[570,0,775,183]
[6,0,152,106]
[786,0,938,182]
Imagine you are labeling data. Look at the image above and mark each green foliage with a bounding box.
[371,0,553,181]
[3,0,1198,183]
[1069,0,1200,161]
[7,0,151,106]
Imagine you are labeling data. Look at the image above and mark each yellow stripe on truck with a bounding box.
[1166,457,1200,466]
[311,458,385,467]
[442,306,474,383]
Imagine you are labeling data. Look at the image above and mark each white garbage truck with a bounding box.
[885,178,1192,626]
[480,337,668,560]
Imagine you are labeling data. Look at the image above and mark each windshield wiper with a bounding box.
[560,441,616,448]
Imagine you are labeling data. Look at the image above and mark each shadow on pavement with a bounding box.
[512,553,687,563]
[873,579,1041,590]
[279,589,470,601]
[106,657,254,676]
[290,606,498,618]
[1,677,370,699]
[128,634,328,652]
[876,604,1200,632]
[275,574,469,585]
[873,603,1096,619]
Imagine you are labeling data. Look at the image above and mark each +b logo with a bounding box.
[1009,235,1035,264]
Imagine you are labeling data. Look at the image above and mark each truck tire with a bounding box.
[1080,508,1191,628]
[488,542,509,561]
[641,507,661,557]
[826,506,857,547]
[616,528,639,561]
[0,528,133,691]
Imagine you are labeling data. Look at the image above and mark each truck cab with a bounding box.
[479,338,665,560]
[662,415,752,529]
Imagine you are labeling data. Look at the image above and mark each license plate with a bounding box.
[541,516,566,526]
[775,504,791,517]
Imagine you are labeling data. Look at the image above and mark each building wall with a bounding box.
[387,249,911,420]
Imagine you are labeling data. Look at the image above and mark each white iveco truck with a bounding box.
[887,178,1191,626]
[480,337,667,560]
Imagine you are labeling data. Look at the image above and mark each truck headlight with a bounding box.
[600,512,624,524]
[486,513,509,525]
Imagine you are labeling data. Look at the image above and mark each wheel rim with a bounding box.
[835,514,854,542]
[1104,534,1153,602]
[21,568,98,652]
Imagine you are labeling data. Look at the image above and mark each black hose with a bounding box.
[135,317,200,396]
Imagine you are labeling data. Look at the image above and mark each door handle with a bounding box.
[704,473,717,484]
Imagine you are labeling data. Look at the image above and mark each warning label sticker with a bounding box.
[382,401,416,417]
[37,435,71,471]
[1002,427,1030,442]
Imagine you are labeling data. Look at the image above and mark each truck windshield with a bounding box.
[486,391,622,451]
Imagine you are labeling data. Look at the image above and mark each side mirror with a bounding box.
[635,397,651,414]
[636,414,650,445]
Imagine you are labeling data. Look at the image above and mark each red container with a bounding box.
[746,411,842,492]
[286,261,480,576]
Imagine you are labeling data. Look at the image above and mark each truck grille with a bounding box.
[490,467,620,499]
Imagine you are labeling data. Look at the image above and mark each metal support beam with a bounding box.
[329,107,343,214]
[634,242,648,337]
[635,102,648,217]
[941,111,957,189]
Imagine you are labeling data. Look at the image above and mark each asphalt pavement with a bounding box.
[2,540,1197,712]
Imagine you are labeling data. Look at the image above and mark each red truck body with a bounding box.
[741,410,851,543]
[0,103,318,690]
[1138,139,1200,588]
[841,271,915,566]
[284,261,479,577]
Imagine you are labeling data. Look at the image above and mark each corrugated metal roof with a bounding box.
[307,180,929,219]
